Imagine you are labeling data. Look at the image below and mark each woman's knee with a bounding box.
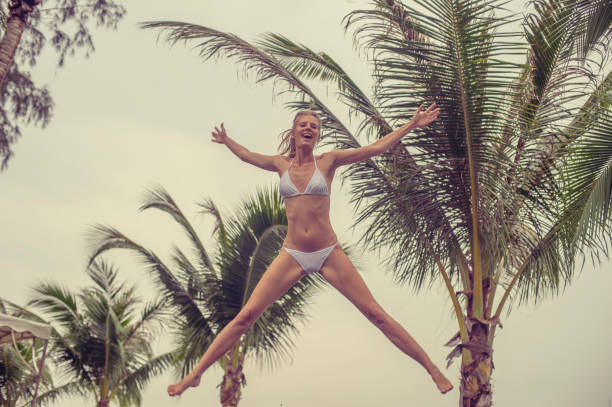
[363,303,388,327]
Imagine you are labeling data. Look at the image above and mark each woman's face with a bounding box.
[292,114,320,148]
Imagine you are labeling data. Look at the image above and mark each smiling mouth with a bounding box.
[303,133,313,139]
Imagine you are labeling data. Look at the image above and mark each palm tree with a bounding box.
[4,261,173,407]
[88,186,327,407]
[141,1,612,405]
[0,338,51,407]
[0,302,53,407]
[0,0,41,86]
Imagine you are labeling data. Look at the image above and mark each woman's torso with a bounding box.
[279,154,337,251]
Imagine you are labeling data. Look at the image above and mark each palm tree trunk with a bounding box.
[460,321,493,407]
[98,315,111,407]
[218,351,246,407]
[0,0,42,87]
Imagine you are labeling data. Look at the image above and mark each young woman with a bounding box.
[168,103,453,396]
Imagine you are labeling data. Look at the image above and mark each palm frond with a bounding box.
[510,220,573,304]
[109,352,175,407]
[26,284,78,331]
[87,225,217,350]
[84,259,129,302]
[515,0,604,191]
[197,197,228,247]
[573,0,612,61]
[255,32,394,141]
[30,380,86,407]
[169,246,216,305]
[493,104,612,308]
[489,201,580,343]
[140,186,216,274]
[140,21,377,156]
[124,297,167,345]
[560,109,612,252]
[558,69,612,157]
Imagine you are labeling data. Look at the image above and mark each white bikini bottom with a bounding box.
[283,242,338,274]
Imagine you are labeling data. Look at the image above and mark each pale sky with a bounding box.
[1,1,611,407]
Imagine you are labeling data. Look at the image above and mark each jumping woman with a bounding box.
[168,103,453,396]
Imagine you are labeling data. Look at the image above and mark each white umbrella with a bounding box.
[0,314,52,407]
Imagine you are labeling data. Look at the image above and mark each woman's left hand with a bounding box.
[410,102,440,129]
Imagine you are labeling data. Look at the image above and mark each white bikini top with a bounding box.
[279,157,329,198]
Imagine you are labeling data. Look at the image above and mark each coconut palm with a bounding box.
[0,338,51,407]
[4,261,173,407]
[0,344,40,407]
[141,0,612,405]
[88,186,327,407]
[0,302,53,407]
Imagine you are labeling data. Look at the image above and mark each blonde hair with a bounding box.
[278,110,321,158]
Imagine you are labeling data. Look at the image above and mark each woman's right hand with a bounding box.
[211,123,227,144]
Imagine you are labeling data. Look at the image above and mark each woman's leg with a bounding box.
[319,247,453,394]
[168,250,304,396]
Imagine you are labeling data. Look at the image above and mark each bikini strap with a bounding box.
[287,159,294,169]
[313,156,318,169]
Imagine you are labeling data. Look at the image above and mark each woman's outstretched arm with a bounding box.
[212,123,282,172]
[329,103,440,169]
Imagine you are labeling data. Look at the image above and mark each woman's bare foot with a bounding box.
[429,366,453,394]
[167,372,202,396]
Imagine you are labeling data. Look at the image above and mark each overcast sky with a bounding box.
[1,1,611,407]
